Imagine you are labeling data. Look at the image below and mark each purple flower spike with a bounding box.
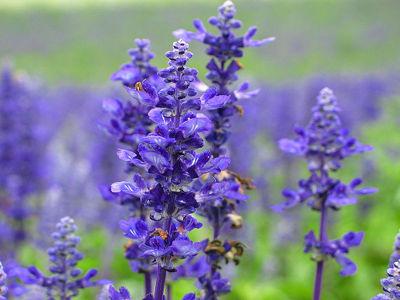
[102,38,166,296]
[274,88,376,300]
[18,217,108,297]
[171,3,270,297]
[111,39,226,300]
[275,88,376,211]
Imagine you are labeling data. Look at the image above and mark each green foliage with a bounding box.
[0,0,399,84]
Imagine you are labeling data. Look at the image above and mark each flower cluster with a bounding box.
[274,88,376,212]
[273,88,376,299]
[0,262,7,300]
[304,231,364,276]
[18,217,107,299]
[119,215,203,272]
[112,39,231,300]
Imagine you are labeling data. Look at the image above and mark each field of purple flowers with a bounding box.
[1,0,400,299]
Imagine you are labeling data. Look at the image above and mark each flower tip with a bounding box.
[221,0,235,10]
[173,29,190,41]
[134,38,150,48]
[319,87,335,97]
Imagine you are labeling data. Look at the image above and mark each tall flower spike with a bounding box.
[0,262,7,300]
[18,217,108,299]
[113,39,230,300]
[173,2,270,298]
[273,88,376,300]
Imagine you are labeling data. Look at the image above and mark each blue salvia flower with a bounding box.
[173,1,273,297]
[18,217,108,299]
[112,39,230,300]
[174,0,274,156]
[0,64,49,255]
[273,88,377,300]
[0,262,7,300]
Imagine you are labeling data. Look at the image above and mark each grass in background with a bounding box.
[0,0,399,84]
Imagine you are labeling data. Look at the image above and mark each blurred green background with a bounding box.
[1,0,400,299]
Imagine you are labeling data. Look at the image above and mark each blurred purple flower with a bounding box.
[273,88,376,300]
[174,1,273,297]
[0,64,53,255]
[18,217,109,298]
